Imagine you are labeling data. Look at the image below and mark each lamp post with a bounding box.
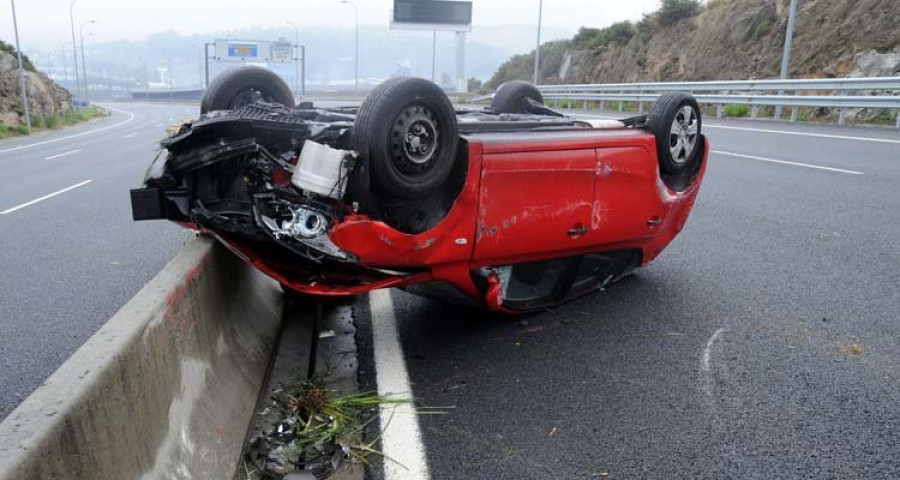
[79,20,95,105]
[285,21,300,94]
[775,0,798,119]
[340,0,359,94]
[69,0,80,106]
[10,0,31,132]
[533,0,543,85]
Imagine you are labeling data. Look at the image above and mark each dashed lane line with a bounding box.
[0,180,93,215]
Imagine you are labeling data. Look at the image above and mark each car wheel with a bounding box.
[648,92,702,174]
[491,81,544,114]
[353,77,459,199]
[200,66,294,114]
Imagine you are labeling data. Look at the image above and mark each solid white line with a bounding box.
[123,132,138,138]
[0,180,93,215]
[705,124,900,145]
[369,289,431,480]
[568,112,900,145]
[712,150,864,175]
[0,106,135,156]
[43,148,81,160]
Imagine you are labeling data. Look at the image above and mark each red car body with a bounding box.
[208,128,707,312]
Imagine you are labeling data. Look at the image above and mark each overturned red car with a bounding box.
[131,67,707,313]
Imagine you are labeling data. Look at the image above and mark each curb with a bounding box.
[0,237,283,479]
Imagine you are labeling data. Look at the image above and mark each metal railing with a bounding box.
[537,77,900,129]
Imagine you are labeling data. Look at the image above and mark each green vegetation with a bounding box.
[0,106,108,139]
[707,0,730,9]
[487,0,706,87]
[723,104,750,117]
[658,0,701,27]
[0,39,36,72]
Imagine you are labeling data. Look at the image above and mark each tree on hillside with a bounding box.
[658,0,701,27]
[0,40,36,72]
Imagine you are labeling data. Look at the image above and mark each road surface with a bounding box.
[2,103,899,479]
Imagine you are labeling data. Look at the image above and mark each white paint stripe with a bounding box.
[369,289,431,480]
[123,132,138,139]
[705,124,900,145]
[43,148,81,160]
[0,106,135,156]
[569,112,900,145]
[712,150,864,175]
[0,180,93,215]
[701,328,727,377]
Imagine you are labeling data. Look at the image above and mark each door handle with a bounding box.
[567,225,589,236]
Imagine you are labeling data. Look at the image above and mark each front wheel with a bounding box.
[352,77,459,199]
[648,92,702,175]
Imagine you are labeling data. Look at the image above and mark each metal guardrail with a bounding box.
[537,77,900,128]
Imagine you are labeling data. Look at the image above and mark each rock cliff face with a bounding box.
[492,0,900,86]
[0,50,72,126]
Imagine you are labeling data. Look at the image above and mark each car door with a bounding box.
[473,148,596,262]
[590,146,667,245]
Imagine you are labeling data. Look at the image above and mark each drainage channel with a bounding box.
[236,298,364,480]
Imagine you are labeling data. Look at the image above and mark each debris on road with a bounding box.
[243,376,411,480]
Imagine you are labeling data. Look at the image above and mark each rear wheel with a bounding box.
[648,92,702,174]
[352,77,459,199]
[491,81,544,114]
[200,66,294,114]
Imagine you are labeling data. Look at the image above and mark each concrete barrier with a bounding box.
[0,237,283,479]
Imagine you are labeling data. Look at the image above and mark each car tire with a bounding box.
[648,92,702,174]
[352,77,459,199]
[200,66,294,114]
[491,81,544,114]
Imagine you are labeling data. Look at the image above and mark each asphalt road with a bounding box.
[3,102,899,478]
[0,103,196,419]
[356,115,900,479]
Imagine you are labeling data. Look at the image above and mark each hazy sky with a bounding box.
[3,0,662,50]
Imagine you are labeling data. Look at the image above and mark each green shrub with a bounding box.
[572,21,634,50]
[0,40,36,72]
[706,0,729,9]
[45,115,61,128]
[32,116,45,128]
[0,125,8,138]
[723,104,750,117]
[658,0,700,27]
[14,125,29,135]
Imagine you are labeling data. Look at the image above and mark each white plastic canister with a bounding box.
[291,140,350,199]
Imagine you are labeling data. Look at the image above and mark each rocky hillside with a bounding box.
[0,41,72,127]
[488,0,900,87]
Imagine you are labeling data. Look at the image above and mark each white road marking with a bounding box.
[0,106,135,156]
[43,148,81,160]
[712,150,864,175]
[123,132,138,139]
[700,328,728,399]
[369,289,431,480]
[568,112,900,145]
[0,180,92,215]
[705,124,900,145]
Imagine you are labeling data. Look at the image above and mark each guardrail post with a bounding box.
[751,105,759,119]
[600,100,605,111]
[618,101,624,113]
[716,104,723,118]
[895,111,900,129]
[638,102,644,114]
[790,107,798,122]
[838,90,847,126]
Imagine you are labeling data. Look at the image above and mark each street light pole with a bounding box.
[285,21,300,94]
[776,0,798,119]
[341,0,359,94]
[11,0,31,132]
[533,0,543,85]
[79,20,95,105]
[69,0,80,106]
